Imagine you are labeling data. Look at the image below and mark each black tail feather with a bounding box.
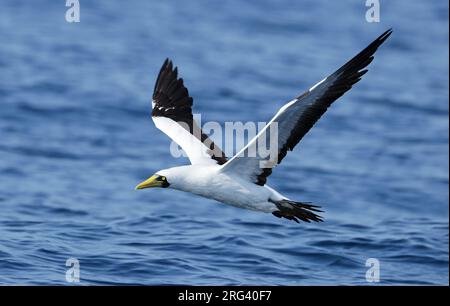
[271,200,324,223]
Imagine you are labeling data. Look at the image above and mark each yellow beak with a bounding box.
[135,175,162,190]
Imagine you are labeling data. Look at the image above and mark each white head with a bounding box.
[135,167,187,190]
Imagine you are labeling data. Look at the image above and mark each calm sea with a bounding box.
[0,0,448,285]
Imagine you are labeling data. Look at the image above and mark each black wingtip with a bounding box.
[367,28,393,53]
[378,28,393,44]
[162,58,171,71]
[382,28,393,36]
[153,58,177,98]
[163,58,177,74]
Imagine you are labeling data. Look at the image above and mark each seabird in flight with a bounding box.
[136,29,392,223]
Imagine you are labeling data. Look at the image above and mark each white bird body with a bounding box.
[158,165,284,212]
[136,29,392,223]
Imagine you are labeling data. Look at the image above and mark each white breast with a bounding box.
[167,165,277,212]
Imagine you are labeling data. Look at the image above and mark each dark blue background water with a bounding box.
[0,1,448,285]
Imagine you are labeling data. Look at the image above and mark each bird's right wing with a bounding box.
[220,29,392,185]
[151,59,227,166]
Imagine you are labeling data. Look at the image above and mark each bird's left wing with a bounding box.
[151,59,227,166]
[220,29,392,185]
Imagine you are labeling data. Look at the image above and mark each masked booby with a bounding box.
[136,29,392,223]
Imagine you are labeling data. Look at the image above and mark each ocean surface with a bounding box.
[0,1,448,285]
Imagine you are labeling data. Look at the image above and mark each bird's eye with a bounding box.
[161,176,166,181]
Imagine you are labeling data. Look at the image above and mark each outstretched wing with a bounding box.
[220,29,392,185]
[151,59,227,166]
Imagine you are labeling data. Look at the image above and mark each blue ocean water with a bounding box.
[0,0,448,285]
